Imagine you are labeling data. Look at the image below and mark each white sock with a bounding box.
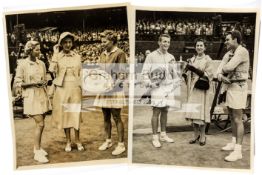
[160,131,166,136]
[232,137,236,144]
[234,144,242,152]
[34,146,40,151]
[106,139,112,143]
[118,142,125,146]
[153,134,159,140]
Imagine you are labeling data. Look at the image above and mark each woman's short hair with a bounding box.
[194,38,207,47]
[24,40,40,55]
[101,30,118,45]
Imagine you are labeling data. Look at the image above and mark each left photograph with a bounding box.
[4,4,130,169]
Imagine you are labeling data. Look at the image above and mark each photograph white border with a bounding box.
[0,0,261,175]
[2,2,131,170]
[129,6,260,173]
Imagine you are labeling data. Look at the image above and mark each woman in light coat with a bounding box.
[15,40,50,163]
[49,32,84,152]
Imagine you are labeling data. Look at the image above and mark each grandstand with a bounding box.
[5,6,129,75]
[135,11,256,67]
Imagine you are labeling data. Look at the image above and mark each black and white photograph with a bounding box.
[4,4,130,169]
[132,8,259,170]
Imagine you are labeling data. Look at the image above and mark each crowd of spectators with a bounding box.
[8,28,128,45]
[7,27,130,70]
[136,19,214,36]
[220,23,255,37]
[76,40,130,64]
[135,18,255,40]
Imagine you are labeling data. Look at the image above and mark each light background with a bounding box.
[0,0,261,175]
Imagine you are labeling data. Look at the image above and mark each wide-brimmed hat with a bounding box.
[58,32,77,45]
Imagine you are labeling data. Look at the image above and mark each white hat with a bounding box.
[58,32,77,45]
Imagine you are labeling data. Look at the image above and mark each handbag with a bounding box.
[194,76,210,90]
[218,91,227,104]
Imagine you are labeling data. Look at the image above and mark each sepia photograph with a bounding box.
[4,4,130,169]
[1,0,261,175]
[132,7,259,170]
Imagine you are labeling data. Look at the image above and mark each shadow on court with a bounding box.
[14,106,128,168]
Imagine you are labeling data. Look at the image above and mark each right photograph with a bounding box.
[132,8,259,170]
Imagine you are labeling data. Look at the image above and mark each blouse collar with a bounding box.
[26,57,40,64]
[104,46,118,55]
